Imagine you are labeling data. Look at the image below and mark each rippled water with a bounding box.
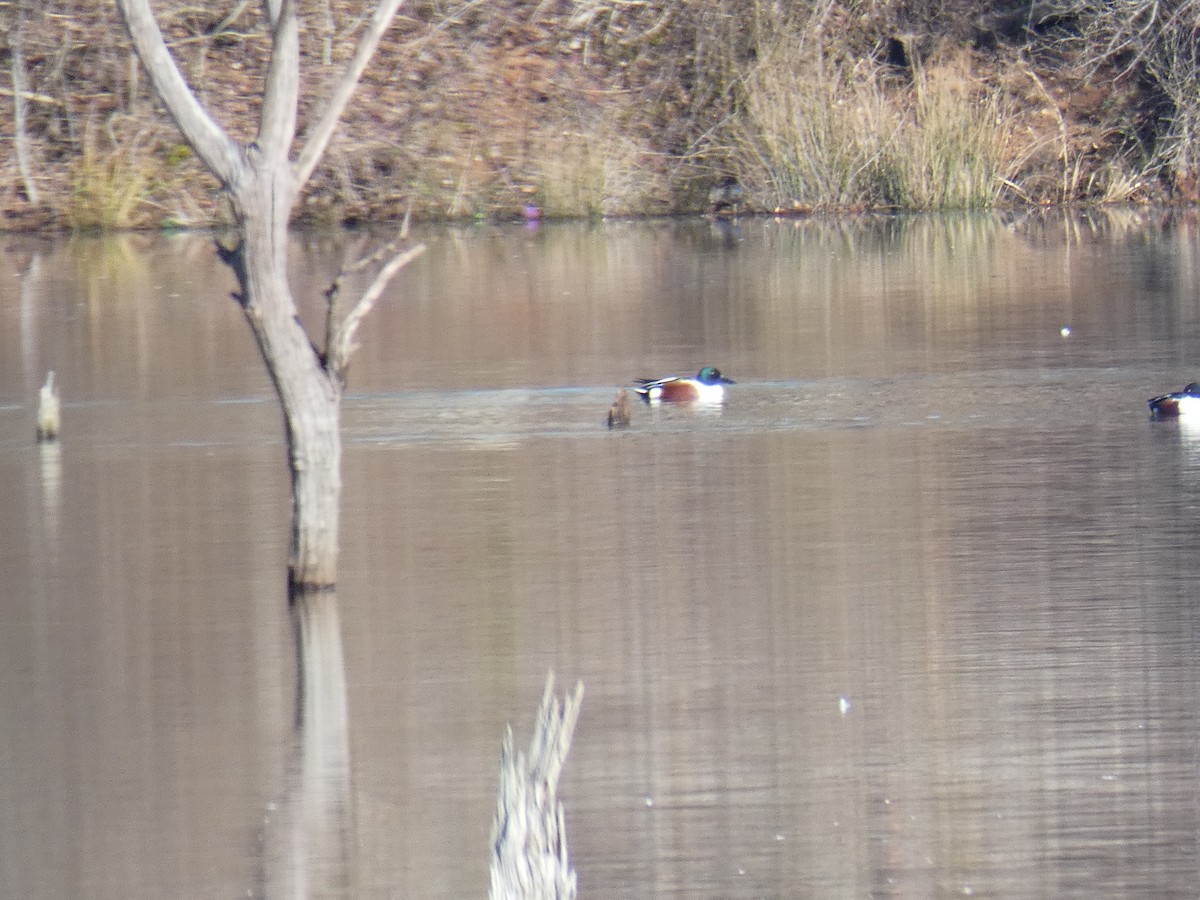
[3,210,1200,898]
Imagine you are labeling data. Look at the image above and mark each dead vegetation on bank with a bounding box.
[0,0,1196,229]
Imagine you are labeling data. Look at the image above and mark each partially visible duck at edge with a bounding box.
[607,388,631,429]
[633,366,734,404]
[707,176,744,219]
[1148,382,1200,418]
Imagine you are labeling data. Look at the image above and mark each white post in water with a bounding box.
[490,675,584,900]
[36,370,60,442]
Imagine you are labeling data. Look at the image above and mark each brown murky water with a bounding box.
[3,210,1200,898]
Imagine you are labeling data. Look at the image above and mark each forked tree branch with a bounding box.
[114,0,243,187]
[325,210,425,378]
[333,244,425,368]
[118,0,404,199]
[294,0,407,190]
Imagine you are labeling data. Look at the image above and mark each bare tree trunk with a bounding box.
[8,0,40,206]
[115,0,419,592]
[227,188,344,590]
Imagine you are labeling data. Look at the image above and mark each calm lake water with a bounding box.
[3,209,1200,898]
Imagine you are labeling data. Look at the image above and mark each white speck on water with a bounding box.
[1060,325,1071,337]
[838,696,851,715]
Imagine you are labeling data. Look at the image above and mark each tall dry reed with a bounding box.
[731,28,1020,210]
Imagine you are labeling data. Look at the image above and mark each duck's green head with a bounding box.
[697,366,735,385]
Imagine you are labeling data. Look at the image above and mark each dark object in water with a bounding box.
[607,388,631,428]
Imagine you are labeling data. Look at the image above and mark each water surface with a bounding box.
[2,210,1200,898]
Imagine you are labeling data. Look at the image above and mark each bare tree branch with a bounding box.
[0,86,67,108]
[336,245,425,358]
[114,0,243,187]
[259,0,300,167]
[294,0,407,190]
[264,0,285,28]
[209,0,254,37]
[326,223,426,378]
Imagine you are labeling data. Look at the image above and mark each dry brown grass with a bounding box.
[728,38,1021,211]
[0,0,1185,229]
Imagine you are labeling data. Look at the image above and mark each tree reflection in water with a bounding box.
[261,590,355,899]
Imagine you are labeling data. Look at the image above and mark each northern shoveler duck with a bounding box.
[1149,382,1200,418]
[633,366,734,404]
[36,370,60,442]
[607,388,631,428]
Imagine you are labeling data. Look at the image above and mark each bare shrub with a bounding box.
[1068,0,1200,193]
